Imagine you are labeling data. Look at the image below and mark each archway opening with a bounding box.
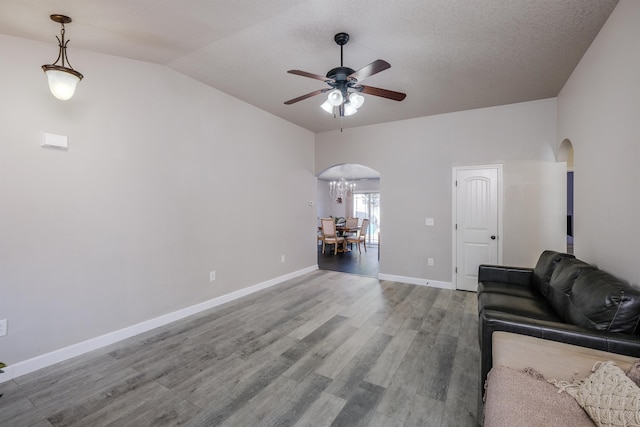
[316,163,381,277]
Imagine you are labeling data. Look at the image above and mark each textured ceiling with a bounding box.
[0,0,618,133]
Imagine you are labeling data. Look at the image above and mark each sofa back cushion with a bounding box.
[557,266,640,334]
[533,250,575,298]
[547,258,591,314]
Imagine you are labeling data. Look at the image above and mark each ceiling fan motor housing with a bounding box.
[326,67,356,82]
[327,67,357,97]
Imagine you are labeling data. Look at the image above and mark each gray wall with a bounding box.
[557,0,640,285]
[0,35,316,366]
[316,99,567,284]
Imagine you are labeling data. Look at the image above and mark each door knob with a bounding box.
[490,235,496,240]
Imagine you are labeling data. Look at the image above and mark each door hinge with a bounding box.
[455,267,458,273]
[455,180,458,186]
[455,224,458,230]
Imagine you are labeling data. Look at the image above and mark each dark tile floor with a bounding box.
[317,241,380,277]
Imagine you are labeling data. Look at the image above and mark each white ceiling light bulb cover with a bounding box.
[349,92,364,109]
[45,69,80,100]
[321,100,334,114]
[327,89,343,106]
[344,103,357,116]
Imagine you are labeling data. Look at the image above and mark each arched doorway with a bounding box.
[316,163,380,277]
[558,139,574,254]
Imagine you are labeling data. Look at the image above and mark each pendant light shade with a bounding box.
[42,66,83,100]
[42,15,83,100]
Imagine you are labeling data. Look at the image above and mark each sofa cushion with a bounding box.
[562,268,640,334]
[533,250,576,298]
[547,258,592,316]
[478,292,561,322]
[478,281,541,299]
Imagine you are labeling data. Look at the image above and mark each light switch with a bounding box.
[425,218,434,226]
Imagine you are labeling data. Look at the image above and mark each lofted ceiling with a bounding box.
[0,0,618,133]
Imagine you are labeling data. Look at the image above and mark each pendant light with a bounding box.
[42,14,83,100]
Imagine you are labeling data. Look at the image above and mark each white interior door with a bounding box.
[454,166,501,292]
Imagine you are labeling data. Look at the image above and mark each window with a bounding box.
[353,193,380,243]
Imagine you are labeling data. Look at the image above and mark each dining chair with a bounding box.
[344,217,359,247]
[345,217,359,230]
[346,218,369,253]
[321,217,345,255]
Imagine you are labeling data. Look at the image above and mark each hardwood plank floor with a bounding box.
[317,243,380,278]
[0,270,480,427]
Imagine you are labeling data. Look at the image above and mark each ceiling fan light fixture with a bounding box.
[284,32,406,121]
[344,102,358,116]
[42,14,83,100]
[321,100,334,114]
[327,89,343,106]
[349,92,364,109]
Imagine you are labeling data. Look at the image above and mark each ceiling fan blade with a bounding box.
[284,89,329,105]
[358,85,407,101]
[287,70,334,83]
[348,60,391,82]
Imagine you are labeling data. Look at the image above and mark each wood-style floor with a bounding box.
[0,270,480,427]
[317,242,380,278]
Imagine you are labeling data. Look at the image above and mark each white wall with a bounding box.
[0,35,316,368]
[557,0,640,285]
[316,99,565,284]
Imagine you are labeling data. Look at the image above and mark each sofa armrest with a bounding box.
[478,264,532,287]
[479,309,640,389]
[492,331,637,382]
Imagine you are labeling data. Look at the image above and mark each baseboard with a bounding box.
[0,265,318,384]
[378,273,454,290]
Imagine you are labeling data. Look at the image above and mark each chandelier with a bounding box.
[329,178,356,201]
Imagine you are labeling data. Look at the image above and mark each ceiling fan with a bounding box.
[284,32,406,117]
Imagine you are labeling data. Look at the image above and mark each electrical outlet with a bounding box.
[0,319,7,337]
[428,258,434,266]
[209,271,216,282]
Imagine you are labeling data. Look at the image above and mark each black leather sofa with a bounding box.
[477,250,640,393]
